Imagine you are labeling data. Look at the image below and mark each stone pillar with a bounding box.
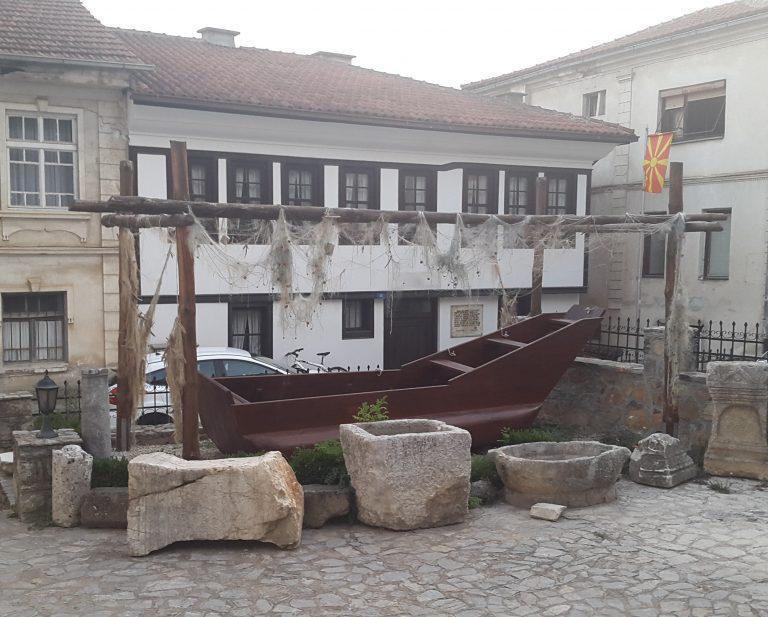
[0,392,35,450]
[80,368,112,459]
[643,325,695,422]
[52,445,93,527]
[704,362,768,480]
[12,429,82,525]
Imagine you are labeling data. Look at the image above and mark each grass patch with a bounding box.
[499,425,563,446]
[470,454,500,486]
[288,439,348,486]
[468,496,483,510]
[91,457,129,488]
[32,414,80,434]
[707,479,732,494]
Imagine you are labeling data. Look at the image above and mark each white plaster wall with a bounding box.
[149,303,228,349]
[437,296,499,350]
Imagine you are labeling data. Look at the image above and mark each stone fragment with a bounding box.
[704,362,768,480]
[340,419,471,530]
[80,487,128,528]
[489,441,630,508]
[52,445,93,527]
[470,479,499,503]
[0,451,12,476]
[530,503,567,521]
[80,368,112,459]
[12,429,82,525]
[302,484,351,528]
[629,433,697,488]
[127,451,303,556]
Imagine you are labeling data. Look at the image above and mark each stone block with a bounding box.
[0,451,13,476]
[52,445,93,527]
[12,429,83,525]
[80,487,128,528]
[0,393,35,450]
[302,484,351,529]
[704,362,768,480]
[489,441,630,508]
[530,503,567,522]
[127,452,303,556]
[340,419,471,531]
[80,368,112,459]
[629,433,697,488]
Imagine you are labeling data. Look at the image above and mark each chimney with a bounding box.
[197,27,240,48]
[311,51,355,65]
[501,89,527,104]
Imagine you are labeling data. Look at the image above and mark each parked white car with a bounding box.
[108,347,289,425]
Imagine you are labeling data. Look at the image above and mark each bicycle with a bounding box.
[284,348,348,373]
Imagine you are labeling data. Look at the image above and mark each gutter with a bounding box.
[0,52,153,72]
[130,94,637,145]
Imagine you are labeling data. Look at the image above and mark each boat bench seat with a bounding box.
[431,358,473,374]
[486,337,527,349]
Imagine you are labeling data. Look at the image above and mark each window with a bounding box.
[582,91,606,118]
[339,166,379,244]
[188,156,219,240]
[342,298,374,339]
[230,305,270,356]
[283,163,323,206]
[2,292,66,363]
[146,360,215,386]
[221,359,278,377]
[505,173,534,215]
[463,170,497,215]
[659,81,726,142]
[399,169,436,243]
[226,159,272,243]
[642,212,666,278]
[703,208,731,280]
[546,176,572,215]
[7,114,77,208]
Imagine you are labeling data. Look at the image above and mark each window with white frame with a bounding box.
[703,208,731,280]
[582,91,606,118]
[7,114,77,208]
[659,81,726,142]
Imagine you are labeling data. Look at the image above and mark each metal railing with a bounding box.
[693,320,766,371]
[582,316,653,364]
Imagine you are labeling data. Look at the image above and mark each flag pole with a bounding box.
[635,127,650,323]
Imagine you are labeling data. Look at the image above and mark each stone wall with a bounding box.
[540,327,713,460]
[0,393,35,450]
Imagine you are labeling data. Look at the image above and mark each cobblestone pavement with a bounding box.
[1,478,767,616]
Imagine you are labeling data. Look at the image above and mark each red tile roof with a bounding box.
[464,0,768,90]
[0,0,146,67]
[112,28,635,143]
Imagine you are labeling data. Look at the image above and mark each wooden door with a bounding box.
[384,297,437,369]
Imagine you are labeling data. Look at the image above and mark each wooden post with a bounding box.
[529,176,548,316]
[663,162,684,434]
[115,161,135,452]
[169,141,200,460]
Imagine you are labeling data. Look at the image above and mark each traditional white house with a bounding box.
[0,0,149,391]
[112,26,634,370]
[464,1,768,330]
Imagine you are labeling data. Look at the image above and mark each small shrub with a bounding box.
[707,479,732,494]
[289,439,348,486]
[33,414,80,433]
[468,496,483,510]
[91,457,129,488]
[470,454,500,487]
[353,396,389,423]
[499,426,560,446]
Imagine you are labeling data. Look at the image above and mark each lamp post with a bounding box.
[35,370,59,439]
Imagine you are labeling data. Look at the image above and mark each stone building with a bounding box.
[464,1,768,328]
[0,0,149,392]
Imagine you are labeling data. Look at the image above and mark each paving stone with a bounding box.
[530,502,567,521]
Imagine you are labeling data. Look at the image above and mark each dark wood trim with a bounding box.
[398,167,437,212]
[341,298,375,340]
[280,159,325,207]
[462,166,499,215]
[225,156,273,204]
[337,164,380,210]
[227,299,273,357]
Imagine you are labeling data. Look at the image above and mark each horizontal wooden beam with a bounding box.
[102,213,195,229]
[72,196,728,229]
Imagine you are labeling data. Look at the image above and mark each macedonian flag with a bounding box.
[642,132,674,193]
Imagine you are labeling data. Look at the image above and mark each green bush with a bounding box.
[289,439,348,486]
[91,457,129,488]
[32,414,80,433]
[468,496,483,510]
[470,454,500,486]
[353,396,389,423]
[499,425,562,446]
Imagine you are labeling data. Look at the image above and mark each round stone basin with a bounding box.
[488,441,631,508]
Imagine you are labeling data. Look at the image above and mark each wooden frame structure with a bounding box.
[70,143,723,459]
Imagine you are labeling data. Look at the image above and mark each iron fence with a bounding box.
[582,316,653,364]
[692,320,766,371]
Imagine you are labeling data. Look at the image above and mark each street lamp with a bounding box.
[35,370,59,439]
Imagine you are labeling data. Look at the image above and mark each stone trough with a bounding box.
[489,441,630,508]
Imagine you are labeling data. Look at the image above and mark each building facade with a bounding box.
[115,27,633,370]
[0,0,148,391]
[465,1,768,329]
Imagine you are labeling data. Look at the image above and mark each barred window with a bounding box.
[2,292,66,363]
[7,114,76,208]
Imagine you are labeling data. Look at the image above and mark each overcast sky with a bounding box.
[84,0,726,88]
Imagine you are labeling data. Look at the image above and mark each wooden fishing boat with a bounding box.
[198,305,604,454]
